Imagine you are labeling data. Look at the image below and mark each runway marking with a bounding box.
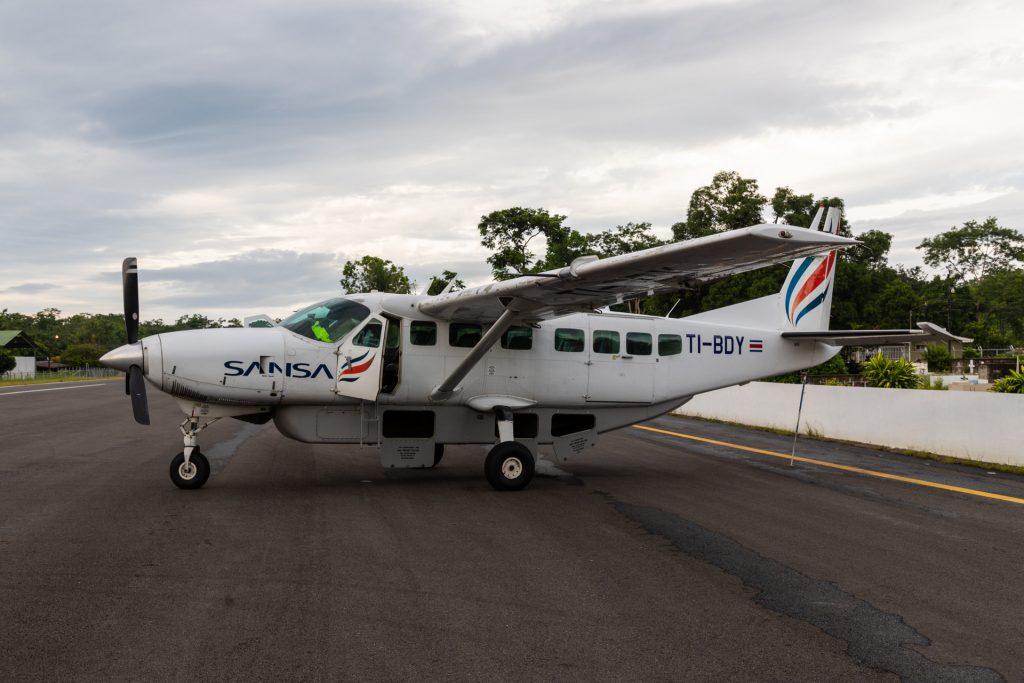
[633,424,1024,506]
[0,384,109,397]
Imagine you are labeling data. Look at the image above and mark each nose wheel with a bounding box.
[170,449,210,489]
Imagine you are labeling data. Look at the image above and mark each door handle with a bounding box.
[621,355,634,359]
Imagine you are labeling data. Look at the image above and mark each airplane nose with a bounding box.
[100,342,144,372]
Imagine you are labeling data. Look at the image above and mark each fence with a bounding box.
[1,366,122,381]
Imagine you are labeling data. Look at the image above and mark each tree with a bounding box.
[848,230,893,270]
[770,187,816,225]
[587,222,663,258]
[61,343,105,367]
[918,217,1024,285]
[339,255,413,294]
[672,171,765,241]
[0,349,15,374]
[426,270,465,296]
[478,207,570,279]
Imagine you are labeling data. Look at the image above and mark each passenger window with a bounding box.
[658,334,682,356]
[626,332,652,355]
[592,330,620,354]
[353,319,382,348]
[450,323,482,348]
[554,328,585,352]
[501,325,533,350]
[410,320,437,346]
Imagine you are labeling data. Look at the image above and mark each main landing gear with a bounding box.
[170,416,217,490]
[485,406,535,491]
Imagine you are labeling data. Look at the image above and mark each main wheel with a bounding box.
[484,442,535,491]
[170,449,210,490]
[431,443,445,468]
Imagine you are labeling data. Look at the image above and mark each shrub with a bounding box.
[922,344,952,373]
[920,376,946,390]
[862,353,921,389]
[991,370,1024,394]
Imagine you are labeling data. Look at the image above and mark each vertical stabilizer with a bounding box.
[780,206,840,331]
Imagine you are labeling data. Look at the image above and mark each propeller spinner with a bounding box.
[99,257,150,425]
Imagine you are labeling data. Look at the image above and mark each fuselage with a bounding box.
[130,292,836,415]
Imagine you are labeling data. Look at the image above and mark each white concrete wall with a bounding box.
[674,382,1024,466]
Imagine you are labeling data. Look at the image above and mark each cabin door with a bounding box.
[586,318,655,403]
[335,317,387,401]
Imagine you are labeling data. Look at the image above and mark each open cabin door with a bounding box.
[335,317,387,401]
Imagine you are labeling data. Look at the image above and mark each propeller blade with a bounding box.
[128,364,150,425]
[122,257,140,344]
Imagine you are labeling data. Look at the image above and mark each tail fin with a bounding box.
[780,206,840,331]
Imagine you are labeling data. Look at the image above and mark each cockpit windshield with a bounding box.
[280,298,371,343]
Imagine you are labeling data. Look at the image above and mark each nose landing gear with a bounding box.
[170,416,218,490]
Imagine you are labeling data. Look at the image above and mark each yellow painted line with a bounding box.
[633,424,1024,506]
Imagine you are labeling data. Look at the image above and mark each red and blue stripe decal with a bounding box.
[338,350,374,382]
[783,251,836,326]
[749,339,763,353]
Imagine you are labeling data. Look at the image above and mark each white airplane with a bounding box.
[101,207,966,491]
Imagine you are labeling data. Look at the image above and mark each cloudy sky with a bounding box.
[1,0,1021,322]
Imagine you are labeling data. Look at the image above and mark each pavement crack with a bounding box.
[603,493,1004,683]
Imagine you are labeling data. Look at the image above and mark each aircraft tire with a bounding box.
[484,442,534,491]
[431,444,444,468]
[170,450,210,490]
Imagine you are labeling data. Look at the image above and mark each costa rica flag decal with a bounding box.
[749,339,763,353]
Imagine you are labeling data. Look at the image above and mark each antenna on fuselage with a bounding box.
[665,298,681,318]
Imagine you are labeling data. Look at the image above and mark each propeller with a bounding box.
[123,257,140,344]
[119,259,149,423]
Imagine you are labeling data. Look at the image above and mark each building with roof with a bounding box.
[0,330,39,379]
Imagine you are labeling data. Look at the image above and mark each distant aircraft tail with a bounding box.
[780,205,840,331]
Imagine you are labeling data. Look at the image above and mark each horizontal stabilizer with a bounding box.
[781,322,972,346]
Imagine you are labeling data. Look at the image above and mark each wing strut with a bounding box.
[429,304,521,402]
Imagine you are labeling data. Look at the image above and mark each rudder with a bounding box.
[780,206,840,331]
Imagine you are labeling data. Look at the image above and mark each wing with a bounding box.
[419,224,858,322]
[781,322,972,346]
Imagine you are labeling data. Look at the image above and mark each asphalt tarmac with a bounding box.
[2,379,1022,682]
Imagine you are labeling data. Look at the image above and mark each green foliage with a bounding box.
[0,349,15,374]
[587,222,663,257]
[961,347,980,359]
[339,255,412,294]
[920,376,947,390]
[862,353,921,389]
[61,343,105,367]
[478,207,569,279]
[764,353,849,383]
[991,369,1024,394]
[427,270,465,296]
[922,344,952,372]
[918,217,1024,285]
[672,170,765,241]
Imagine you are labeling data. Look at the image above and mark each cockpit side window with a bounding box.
[280,298,371,343]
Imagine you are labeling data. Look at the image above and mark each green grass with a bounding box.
[677,414,1024,477]
[0,375,120,387]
